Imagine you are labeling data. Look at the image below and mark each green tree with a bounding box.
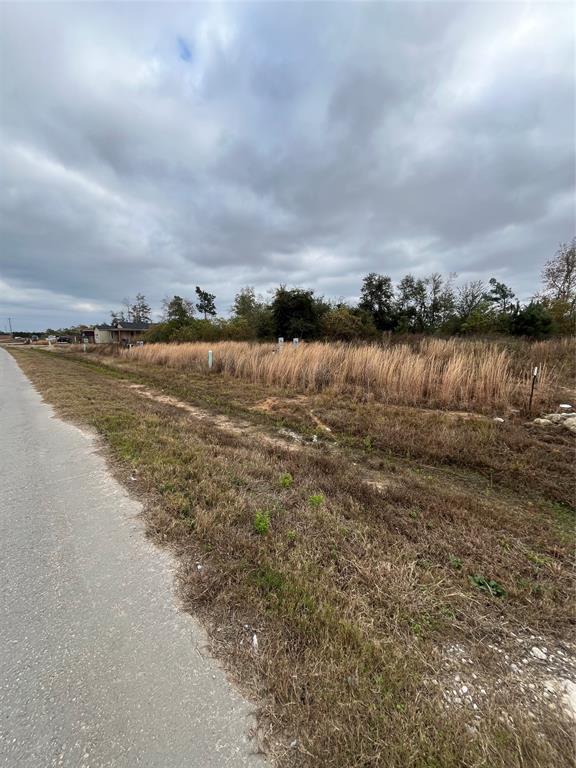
[509,302,553,338]
[358,273,395,331]
[162,295,194,324]
[484,278,515,314]
[231,286,271,338]
[271,286,326,340]
[255,305,275,340]
[232,287,259,322]
[195,287,217,320]
[321,305,377,341]
[395,274,427,332]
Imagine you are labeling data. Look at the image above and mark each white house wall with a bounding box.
[94,328,114,344]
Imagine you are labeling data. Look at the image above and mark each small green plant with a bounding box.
[308,494,324,508]
[409,613,434,637]
[253,510,271,535]
[526,550,552,567]
[253,566,285,594]
[286,529,297,542]
[363,435,373,452]
[449,554,463,570]
[469,574,506,597]
[408,509,419,519]
[279,472,294,488]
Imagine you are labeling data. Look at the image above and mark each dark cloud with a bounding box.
[0,1,574,329]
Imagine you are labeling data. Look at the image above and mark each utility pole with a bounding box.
[8,317,13,336]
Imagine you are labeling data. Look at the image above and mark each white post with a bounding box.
[208,350,213,369]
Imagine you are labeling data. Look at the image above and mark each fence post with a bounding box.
[528,365,539,414]
[208,350,213,370]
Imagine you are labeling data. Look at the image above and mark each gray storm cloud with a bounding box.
[0,1,574,329]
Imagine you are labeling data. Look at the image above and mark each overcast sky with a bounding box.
[1,1,574,330]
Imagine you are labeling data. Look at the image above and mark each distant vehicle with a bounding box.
[56,336,72,343]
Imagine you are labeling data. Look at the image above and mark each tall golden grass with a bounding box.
[118,338,566,411]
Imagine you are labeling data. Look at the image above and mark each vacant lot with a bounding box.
[7,343,575,768]
[119,337,574,412]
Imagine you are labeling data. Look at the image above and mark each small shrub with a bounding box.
[279,472,294,488]
[449,554,463,570]
[253,510,271,535]
[469,574,506,597]
[363,435,373,452]
[308,494,324,508]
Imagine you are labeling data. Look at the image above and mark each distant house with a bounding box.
[85,322,152,345]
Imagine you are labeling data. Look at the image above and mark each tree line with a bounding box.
[109,286,217,325]
[136,240,574,342]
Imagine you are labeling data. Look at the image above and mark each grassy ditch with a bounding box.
[7,347,575,768]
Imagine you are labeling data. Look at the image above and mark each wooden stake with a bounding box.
[528,365,539,414]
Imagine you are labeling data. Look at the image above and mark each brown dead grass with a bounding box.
[258,396,576,508]
[110,337,568,412]
[9,347,575,768]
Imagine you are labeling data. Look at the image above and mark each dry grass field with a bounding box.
[114,337,573,412]
[7,339,575,768]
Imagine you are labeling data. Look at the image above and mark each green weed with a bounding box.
[279,472,294,488]
[469,574,506,597]
[449,554,463,570]
[253,510,271,535]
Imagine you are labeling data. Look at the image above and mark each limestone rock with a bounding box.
[563,416,576,433]
[543,413,571,423]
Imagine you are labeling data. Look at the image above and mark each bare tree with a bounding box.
[456,280,487,319]
[541,238,576,303]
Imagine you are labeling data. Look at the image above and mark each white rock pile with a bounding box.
[533,405,576,433]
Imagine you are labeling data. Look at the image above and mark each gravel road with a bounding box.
[0,349,265,767]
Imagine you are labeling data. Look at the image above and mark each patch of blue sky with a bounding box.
[177,37,192,62]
